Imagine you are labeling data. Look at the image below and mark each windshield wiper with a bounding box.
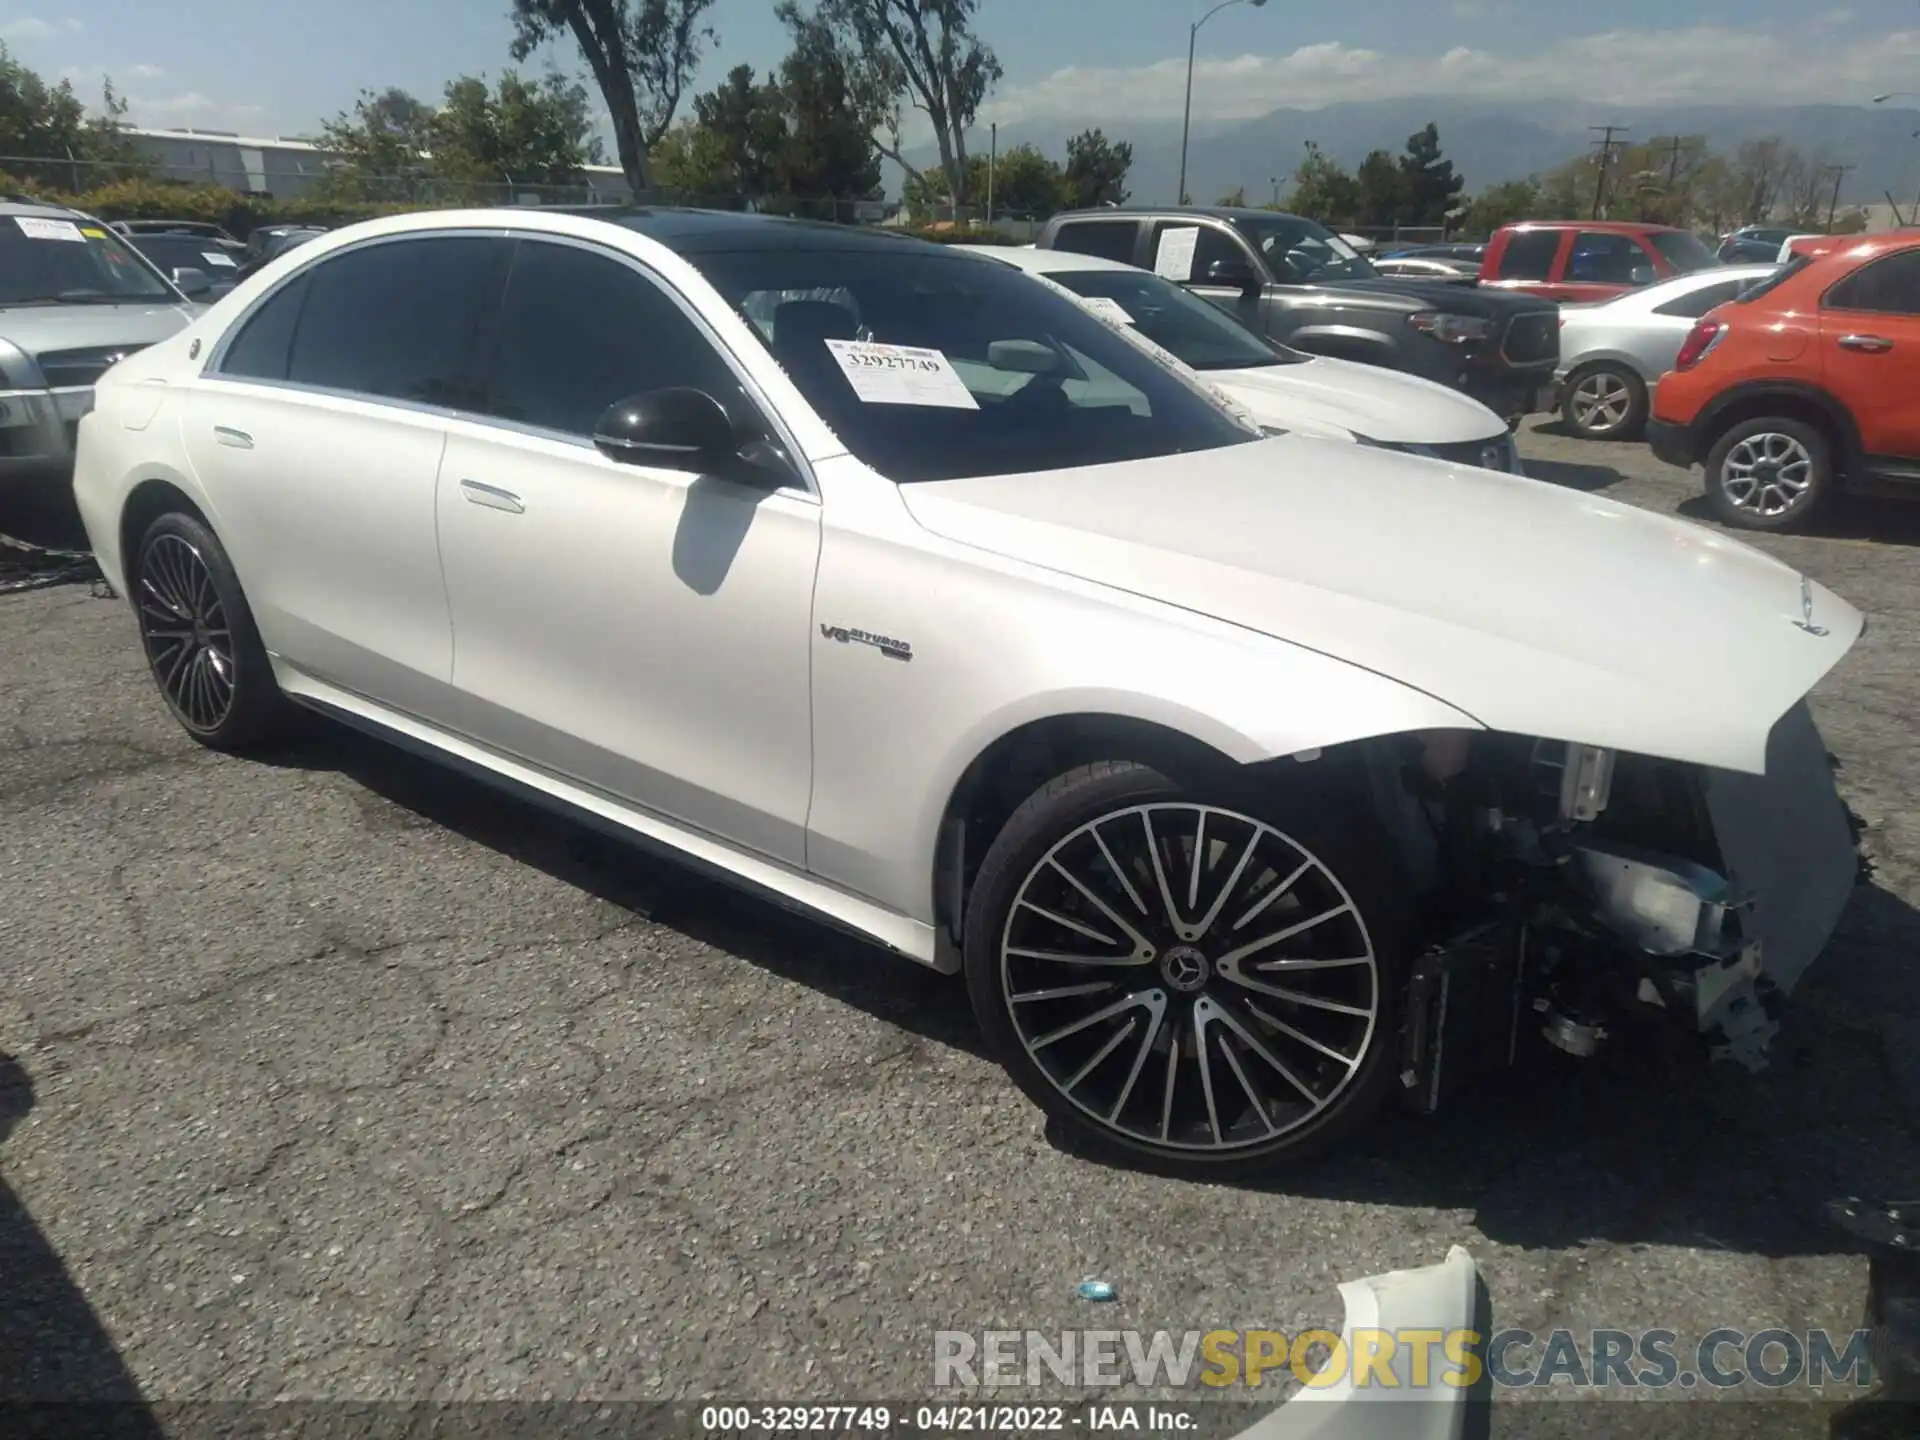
[52,291,157,305]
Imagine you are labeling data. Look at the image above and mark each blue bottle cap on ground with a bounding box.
[1077,1280,1117,1302]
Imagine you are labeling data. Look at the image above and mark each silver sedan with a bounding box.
[1554,263,1776,440]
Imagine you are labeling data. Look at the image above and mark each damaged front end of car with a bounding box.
[1353,700,1863,1110]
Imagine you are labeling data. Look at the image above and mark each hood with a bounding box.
[1211,356,1505,446]
[1335,276,1550,315]
[899,436,1861,775]
[0,300,199,378]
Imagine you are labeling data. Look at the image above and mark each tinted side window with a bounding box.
[1155,224,1256,283]
[1497,230,1560,280]
[219,271,312,381]
[1824,251,1920,315]
[1050,221,1139,263]
[1653,278,1746,319]
[486,239,751,438]
[1567,233,1647,285]
[286,236,504,408]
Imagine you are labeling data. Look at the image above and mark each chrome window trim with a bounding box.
[199,225,819,500]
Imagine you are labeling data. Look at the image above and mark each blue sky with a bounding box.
[2,0,1915,140]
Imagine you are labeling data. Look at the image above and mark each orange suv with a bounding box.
[1646,232,1920,532]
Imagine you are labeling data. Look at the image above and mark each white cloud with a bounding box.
[127,62,164,79]
[0,14,58,41]
[982,25,1920,126]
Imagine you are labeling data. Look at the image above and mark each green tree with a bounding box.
[1216,185,1246,207]
[507,0,719,194]
[1458,178,1541,236]
[808,0,1001,206]
[0,42,143,182]
[771,1,886,205]
[1352,148,1404,227]
[649,117,733,199]
[317,86,438,199]
[989,143,1063,217]
[1061,127,1131,209]
[1285,142,1358,225]
[1396,123,1463,226]
[690,65,789,202]
[432,70,604,186]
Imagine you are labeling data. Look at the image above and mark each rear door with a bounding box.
[1818,246,1920,464]
[1045,218,1144,265]
[1482,227,1567,298]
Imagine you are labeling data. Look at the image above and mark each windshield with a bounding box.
[1048,268,1307,371]
[128,234,244,278]
[689,246,1260,484]
[0,214,176,305]
[1649,230,1719,274]
[1227,215,1378,283]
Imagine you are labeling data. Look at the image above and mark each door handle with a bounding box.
[212,425,253,449]
[459,479,524,514]
[1838,334,1893,353]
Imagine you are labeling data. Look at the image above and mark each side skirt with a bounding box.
[271,662,948,971]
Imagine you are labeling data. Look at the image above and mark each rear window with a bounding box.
[1731,256,1810,303]
[1497,229,1560,280]
[1049,221,1139,263]
[1647,230,1718,274]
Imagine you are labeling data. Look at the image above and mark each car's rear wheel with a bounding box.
[132,511,290,751]
[1703,416,1833,533]
[1561,363,1647,440]
[963,760,1408,1177]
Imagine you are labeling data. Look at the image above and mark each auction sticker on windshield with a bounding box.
[203,251,237,267]
[824,340,979,410]
[15,216,86,243]
[1077,296,1135,325]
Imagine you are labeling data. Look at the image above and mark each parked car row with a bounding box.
[52,203,1865,1176]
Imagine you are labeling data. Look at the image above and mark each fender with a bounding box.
[1696,379,1865,468]
[1284,323,1402,365]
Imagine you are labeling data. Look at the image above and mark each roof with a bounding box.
[961,244,1133,275]
[563,206,948,256]
[1500,220,1686,233]
[1051,206,1313,225]
[0,195,80,217]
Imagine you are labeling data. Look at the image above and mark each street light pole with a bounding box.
[1176,0,1267,207]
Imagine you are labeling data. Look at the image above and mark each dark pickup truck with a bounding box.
[1033,206,1560,424]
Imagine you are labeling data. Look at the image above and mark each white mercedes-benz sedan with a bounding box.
[74,207,1865,1176]
[965,243,1524,472]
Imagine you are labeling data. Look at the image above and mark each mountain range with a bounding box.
[914,98,1920,213]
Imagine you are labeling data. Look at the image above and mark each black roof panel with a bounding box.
[530,205,952,257]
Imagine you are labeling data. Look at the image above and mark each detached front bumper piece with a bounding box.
[1231,1247,1488,1440]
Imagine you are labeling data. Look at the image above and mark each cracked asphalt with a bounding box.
[0,419,1916,1437]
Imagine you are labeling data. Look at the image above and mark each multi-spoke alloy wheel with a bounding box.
[138,532,236,733]
[1704,416,1832,533]
[130,510,288,751]
[964,762,1406,1173]
[1562,366,1644,439]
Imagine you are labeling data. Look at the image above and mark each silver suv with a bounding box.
[0,195,205,501]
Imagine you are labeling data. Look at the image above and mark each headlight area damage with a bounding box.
[1356,700,1861,1104]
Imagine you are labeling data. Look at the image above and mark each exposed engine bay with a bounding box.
[1358,701,1863,1111]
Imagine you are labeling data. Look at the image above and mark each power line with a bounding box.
[1589,125,1629,219]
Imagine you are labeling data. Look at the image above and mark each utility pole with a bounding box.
[986,122,996,226]
[1824,161,1855,230]
[1589,125,1628,219]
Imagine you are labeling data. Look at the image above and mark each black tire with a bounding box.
[130,510,291,751]
[1703,416,1833,533]
[962,759,1411,1178]
[1559,363,1648,440]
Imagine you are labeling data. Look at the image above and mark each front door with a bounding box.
[181,234,508,713]
[1147,220,1270,335]
[1818,246,1920,463]
[433,236,820,866]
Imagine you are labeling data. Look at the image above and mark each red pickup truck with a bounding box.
[1478,220,1723,303]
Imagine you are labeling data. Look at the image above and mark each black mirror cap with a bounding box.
[1205,258,1261,291]
[593,387,737,469]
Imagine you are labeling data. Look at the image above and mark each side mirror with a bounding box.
[171,266,212,298]
[1628,265,1656,286]
[1205,258,1260,290]
[593,388,737,470]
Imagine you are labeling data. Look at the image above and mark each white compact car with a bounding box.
[75,208,1864,1176]
[969,244,1523,472]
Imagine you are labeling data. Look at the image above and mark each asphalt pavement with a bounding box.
[1,421,1916,1436]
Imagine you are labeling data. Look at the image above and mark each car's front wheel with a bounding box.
[963,760,1407,1177]
[131,510,290,751]
[1561,363,1647,440]
[1703,416,1833,532]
